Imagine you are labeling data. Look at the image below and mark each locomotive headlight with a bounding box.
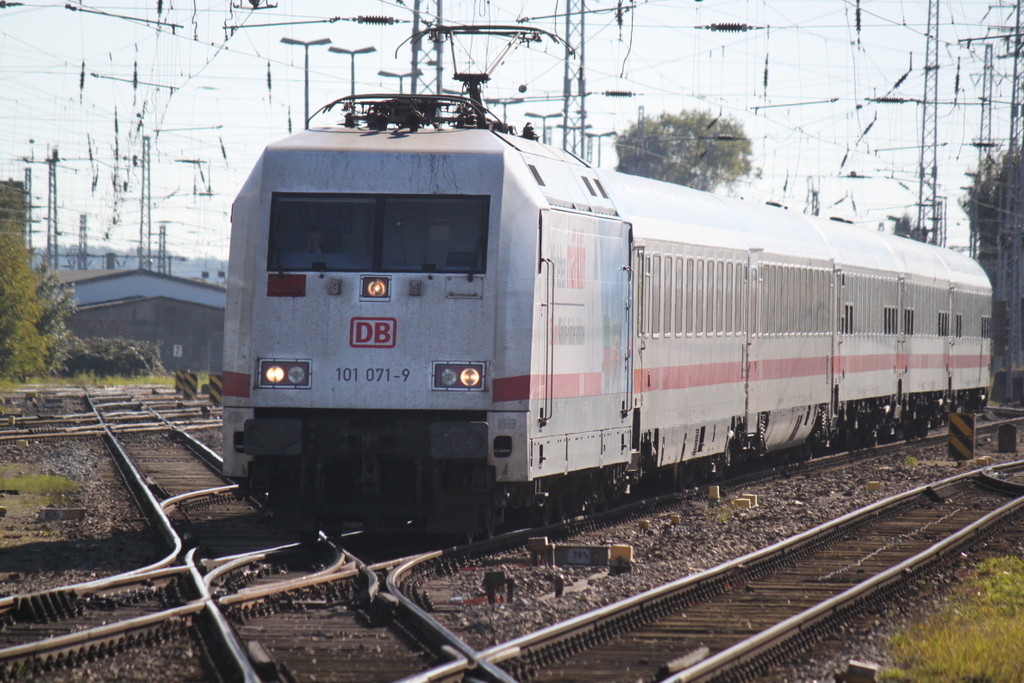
[361,276,390,299]
[287,365,307,384]
[258,359,312,389]
[433,362,485,391]
[460,367,481,387]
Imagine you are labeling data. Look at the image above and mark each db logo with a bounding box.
[350,317,397,348]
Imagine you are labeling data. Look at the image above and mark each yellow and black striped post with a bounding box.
[948,412,976,462]
[208,374,223,407]
[174,369,186,394]
[181,371,199,401]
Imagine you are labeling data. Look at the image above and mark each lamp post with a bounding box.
[585,131,617,167]
[280,37,332,128]
[525,112,561,145]
[378,70,416,93]
[329,46,377,97]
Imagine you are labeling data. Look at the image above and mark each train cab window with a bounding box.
[581,176,597,197]
[268,193,489,274]
[381,197,488,273]
[593,179,609,198]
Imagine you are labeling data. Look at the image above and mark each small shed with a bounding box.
[59,269,226,372]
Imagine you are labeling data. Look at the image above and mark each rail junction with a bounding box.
[1,387,1023,682]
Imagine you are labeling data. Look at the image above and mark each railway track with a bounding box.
[465,463,1024,683]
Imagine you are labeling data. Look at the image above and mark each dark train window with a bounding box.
[981,315,991,339]
[938,311,950,337]
[664,257,673,335]
[675,257,684,335]
[268,193,489,274]
[956,313,963,338]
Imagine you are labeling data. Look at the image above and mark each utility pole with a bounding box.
[23,167,32,253]
[46,148,58,268]
[158,222,168,275]
[77,214,88,270]
[916,0,943,246]
[561,0,587,158]
[999,0,1024,401]
[970,43,996,261]
[410,0,443,95]
[138,135,151,270]
[636,106,647,177]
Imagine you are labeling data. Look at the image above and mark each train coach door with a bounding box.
[632,245,646,414]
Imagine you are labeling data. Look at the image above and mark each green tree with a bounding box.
[615,110,753,192]
[0,182,47,378]
[961,151,1011,277]
[35,262,76,374]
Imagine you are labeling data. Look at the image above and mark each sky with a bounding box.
[0,0,1018,266]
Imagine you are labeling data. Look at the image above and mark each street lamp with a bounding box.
[378,70,417,93]
[329,46,377,97]
[280,37,332,128]
[525,112,561,145]
[585,131,617,167]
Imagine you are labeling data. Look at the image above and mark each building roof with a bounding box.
[58,269,226,309]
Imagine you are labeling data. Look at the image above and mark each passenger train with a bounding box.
[221,95,991,534]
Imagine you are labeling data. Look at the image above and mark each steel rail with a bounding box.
[475,463,1009,674]
[664,469,1024,682]
[387,553,522,683]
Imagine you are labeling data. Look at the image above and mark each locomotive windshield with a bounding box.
[268,193,489,274]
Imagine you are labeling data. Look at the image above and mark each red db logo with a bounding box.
[350,318,397,348]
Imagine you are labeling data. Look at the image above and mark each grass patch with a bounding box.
[884,556,1024,682]
[0,473,78,506]
[903,455,919,467]
[0,373,174,390]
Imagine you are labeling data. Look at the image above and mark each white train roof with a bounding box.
[599,168,990,292]
[251,125,989,293]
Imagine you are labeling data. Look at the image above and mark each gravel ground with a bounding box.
[0,435,163,597]
[418,427,1024,680]
[185,426,223,456]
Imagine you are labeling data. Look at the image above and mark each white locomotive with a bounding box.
[222,95,990,534]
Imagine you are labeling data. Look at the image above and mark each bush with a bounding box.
[61,337,165,378]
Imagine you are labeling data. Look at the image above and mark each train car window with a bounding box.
[736,265,746,334]
[706,260,715,335]
[268,193,489,274]
[716,261,725,334]
[268,194,376,271]
[981,315,991,339]
[593,179,609,198]
[651,255,662,336]
[938,311,950,337]
[664,257,673,335]
[725,262,734,334]
[956,313,963,338]
[695,260,705,335]
[675,257,685,335]
[686,258,695,335]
